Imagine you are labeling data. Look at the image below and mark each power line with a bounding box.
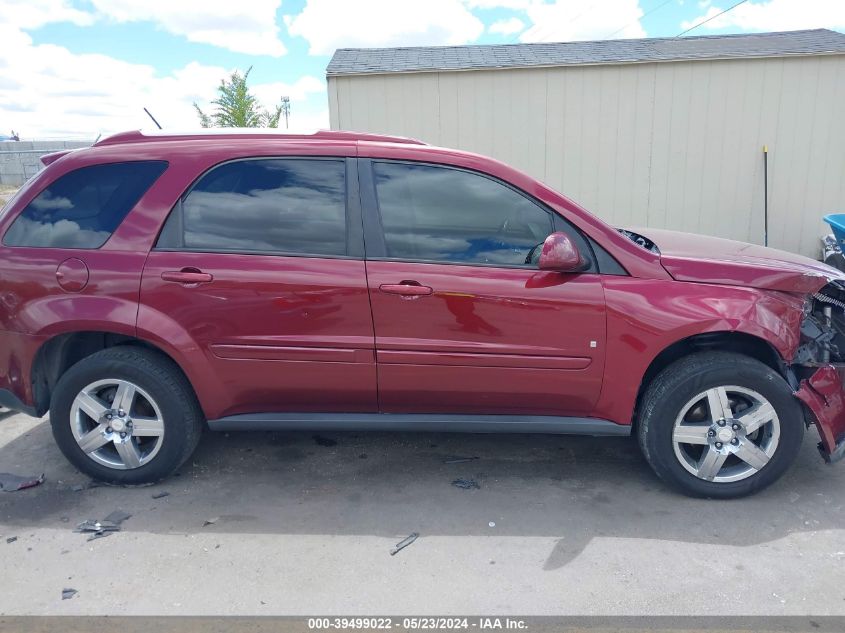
[676,0,749,37]
[604,0,675,39]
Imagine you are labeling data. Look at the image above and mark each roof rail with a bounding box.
[94,129,427,147]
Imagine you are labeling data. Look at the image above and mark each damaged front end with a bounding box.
[793,279,845,463]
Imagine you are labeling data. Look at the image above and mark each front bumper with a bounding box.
[794,365,845,463]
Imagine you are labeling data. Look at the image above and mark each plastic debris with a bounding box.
[488,521,496,528]
[313,434,337,447]
[203,517,219,527]
[70,481,100,492]
[0,472,44,492]
[822,234,845,271]
[61,588,77,600]
[104,510,131,523]
[444,456,479,464]
[151,491,170,499]
[75,510,131,540]
[390,532,419,556]
[451,478,480,490]
[6,536,17,544]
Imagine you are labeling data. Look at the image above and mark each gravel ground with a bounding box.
[0,185,18,207]
[1,408,844,616]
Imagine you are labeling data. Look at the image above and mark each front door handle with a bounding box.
[379,282,433,297]
[161,268,214,285]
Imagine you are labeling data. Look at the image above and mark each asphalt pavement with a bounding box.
[1,408,844,615]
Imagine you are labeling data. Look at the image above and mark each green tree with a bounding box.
[194,67,282,128]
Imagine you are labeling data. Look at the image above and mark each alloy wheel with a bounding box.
[672,385,780,483]
[69,378,165,470]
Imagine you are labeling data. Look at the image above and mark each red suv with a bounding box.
[1,129,843,498]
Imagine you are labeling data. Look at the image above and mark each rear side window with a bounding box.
[157,158,347,257]
[3,161,167,249]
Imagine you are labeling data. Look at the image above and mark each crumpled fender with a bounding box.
[794,365,845,463]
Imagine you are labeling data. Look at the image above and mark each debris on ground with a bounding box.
[451,478,480,490]
[6,536,17,544]
[70,481,100,492]
[61,588,77,600]
[74,510,131,541]
[76,521,119,541]
[488,521,496,528]
[390,532,419,556]
[313,434,337,447]
[444,456,479,464]
[203,517,219,527]
[151,491,170,499]
[104,510,131,524]
[0,472,44,492]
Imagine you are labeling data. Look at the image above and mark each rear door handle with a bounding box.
[161,269,214,285]
[379,282,434,297]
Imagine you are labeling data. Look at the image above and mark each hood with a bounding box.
[627,227,844,294]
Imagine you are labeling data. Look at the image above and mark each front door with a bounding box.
[361,160,606,416]
[139,157,376,419]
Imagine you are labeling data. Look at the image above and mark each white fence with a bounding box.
[0,141,92,186]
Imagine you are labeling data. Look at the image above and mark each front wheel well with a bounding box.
[633,332,785,429]
[30,331,192,416]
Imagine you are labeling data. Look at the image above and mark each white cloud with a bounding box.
[250,77,329,131]
[489,17,526,36]
[286,0,485,55]
[251,76,326,107]
[680,0,845,32]
[463,0,531,8]
[89,0,287,56]
[0,23,326,139]
[3,0,94,29]
[519,0,646,42]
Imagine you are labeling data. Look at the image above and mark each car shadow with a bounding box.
[0,417,842,570]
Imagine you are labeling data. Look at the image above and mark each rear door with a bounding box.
[360,159,607,416]
[139,157,376,419]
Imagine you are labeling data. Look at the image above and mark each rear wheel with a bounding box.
[50,346,203,484]
[638,351,804,498]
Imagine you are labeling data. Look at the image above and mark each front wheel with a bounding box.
[50,346,204,484]
[637,351,804,498]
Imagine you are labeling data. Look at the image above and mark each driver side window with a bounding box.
[373,162,553,266]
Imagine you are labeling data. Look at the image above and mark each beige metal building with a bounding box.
[327,29,845,258]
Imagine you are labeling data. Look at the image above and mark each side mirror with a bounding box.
[538,232,585,272]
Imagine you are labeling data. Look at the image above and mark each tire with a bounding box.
[637,351,804,499]
[50,346,203,484]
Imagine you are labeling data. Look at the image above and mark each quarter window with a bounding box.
[158,159,347,257]
[3,161,167,249]
[373,162,553,266]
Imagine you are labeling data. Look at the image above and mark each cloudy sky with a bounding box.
[1,0,843,139]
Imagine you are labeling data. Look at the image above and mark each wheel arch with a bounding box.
[632,331,786,430]
[30,330,197,417]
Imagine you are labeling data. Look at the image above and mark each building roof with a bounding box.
[327,29,845,76]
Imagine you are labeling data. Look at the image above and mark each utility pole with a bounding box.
[281,96,291,129]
